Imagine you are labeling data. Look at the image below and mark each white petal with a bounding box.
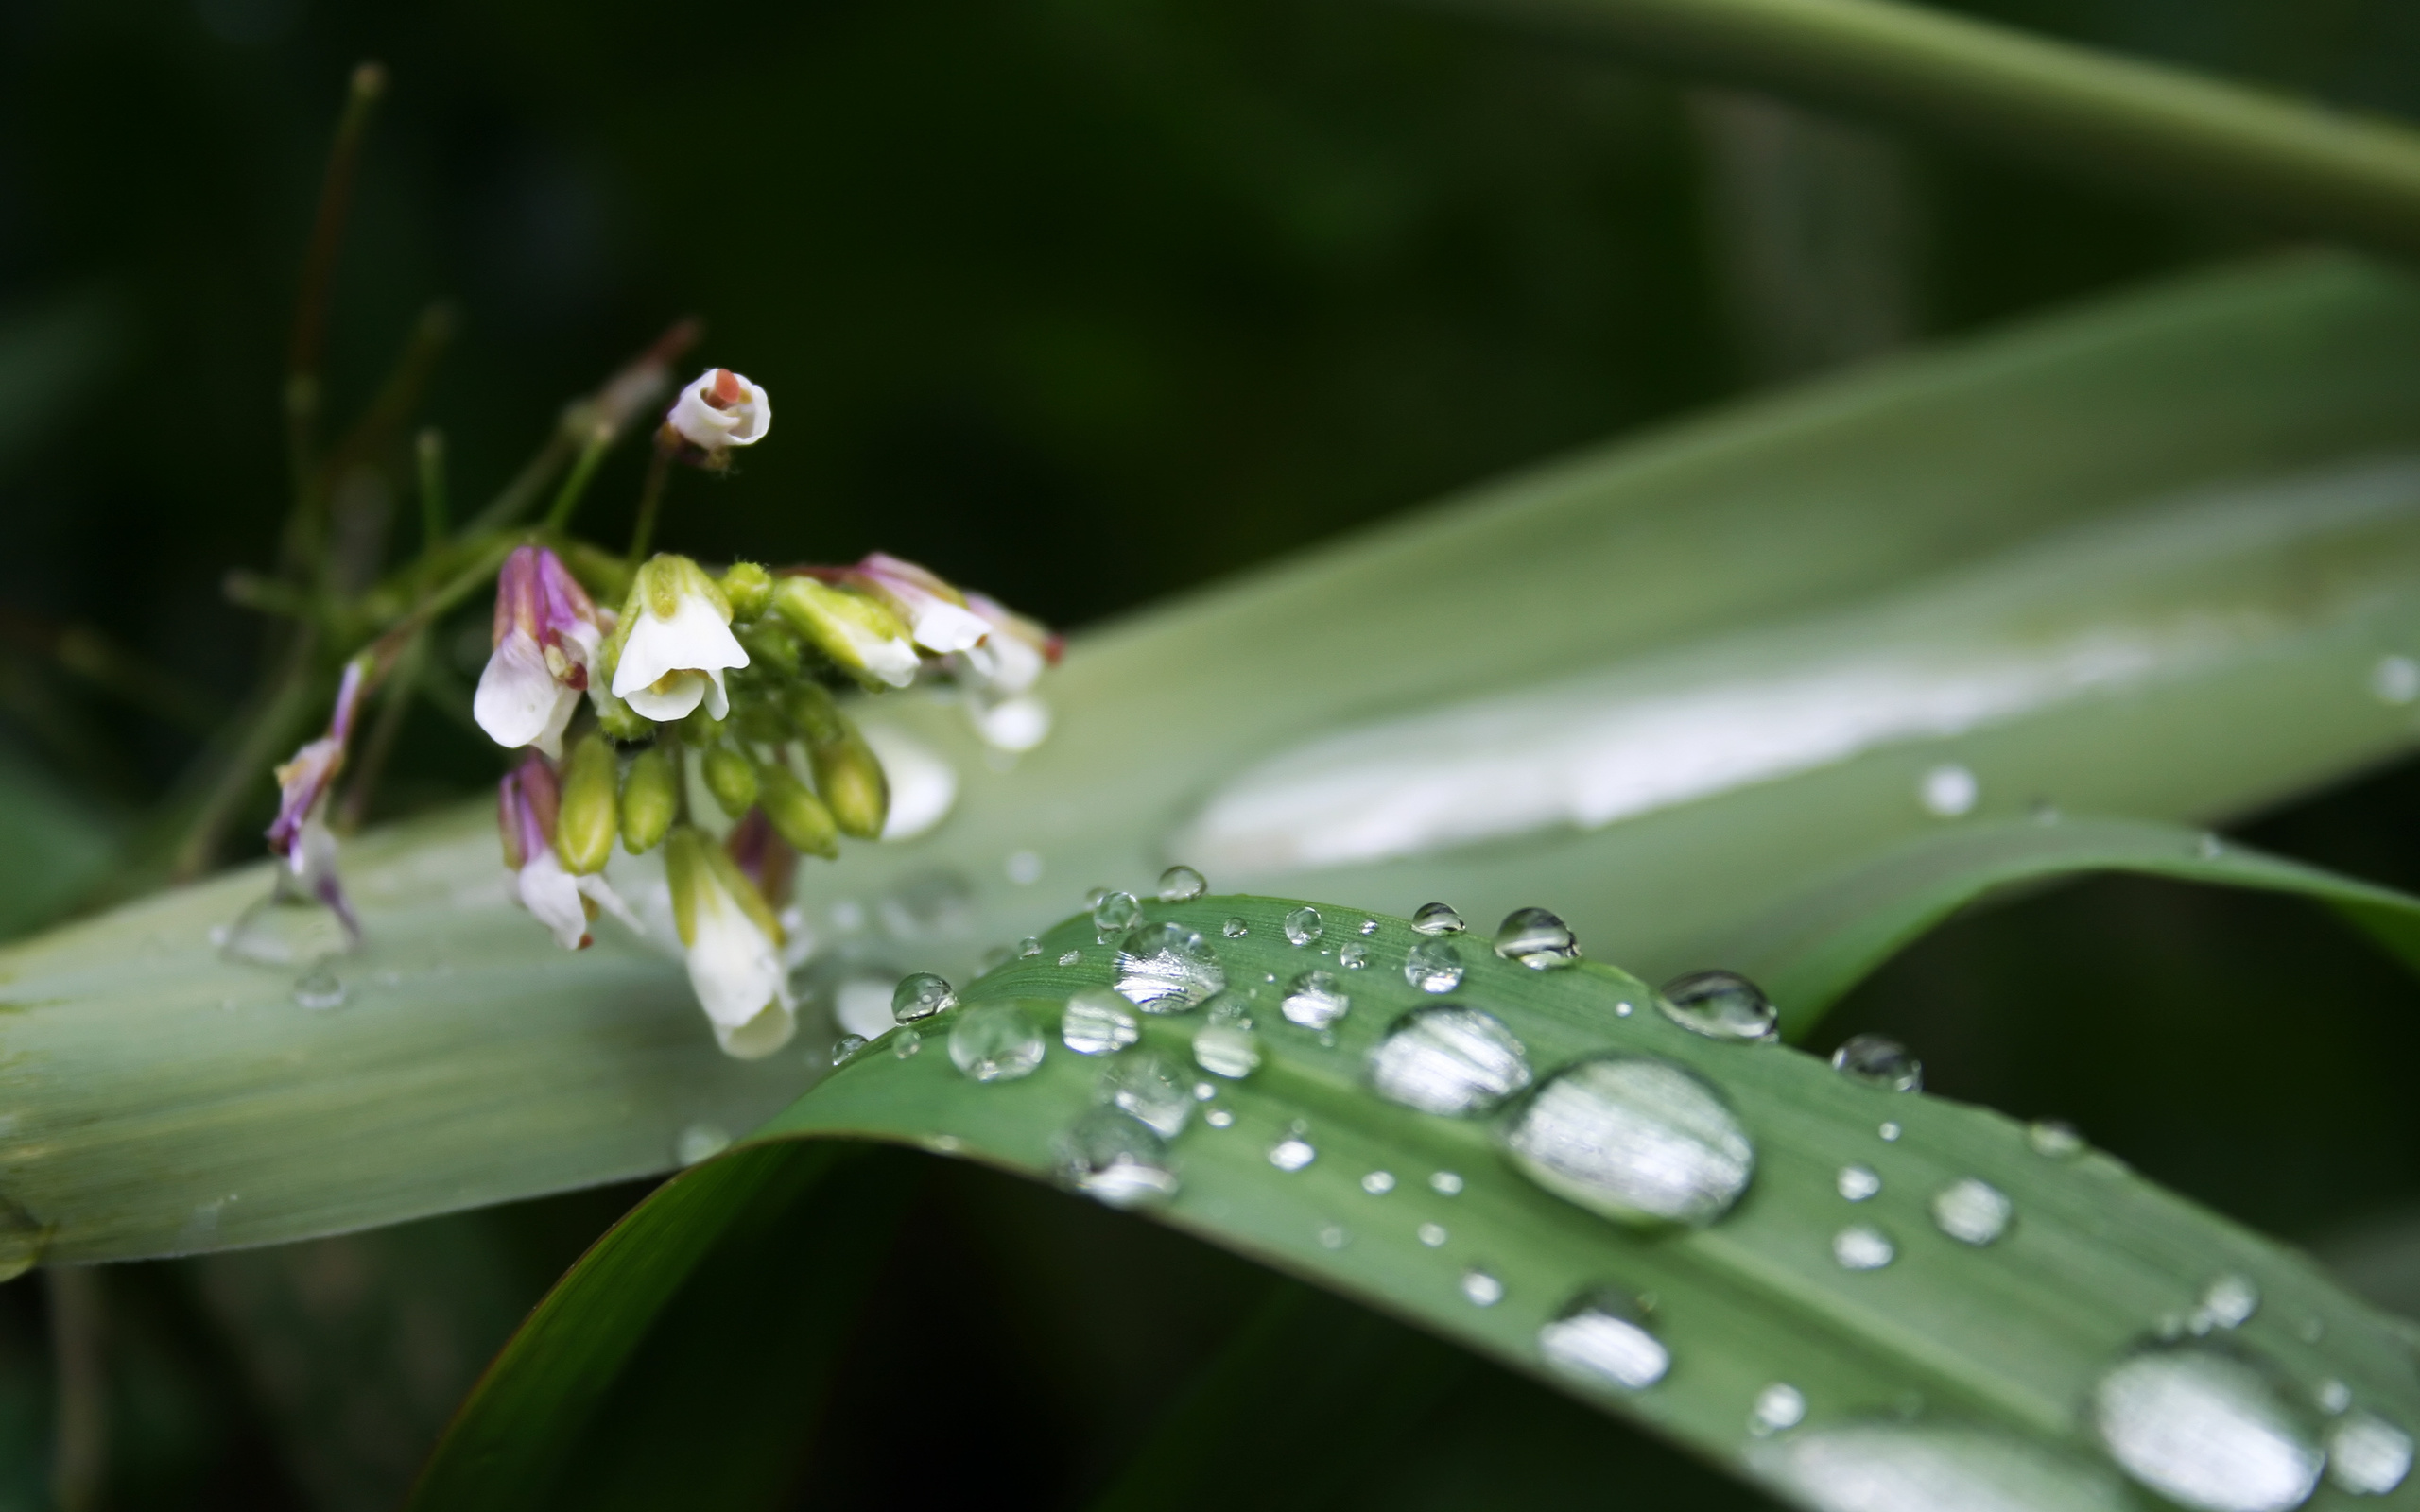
[623,670,707,722]
[612,593,749,700]
[475,631,577,751]
[962,632,1045,696]
[683,875,786,1028]
[712,1000,796,1059]
[576,872,643,936]
[517,854,591,950]
[702,667,731,720]
[909,600,993,655]
[860,724,958,841]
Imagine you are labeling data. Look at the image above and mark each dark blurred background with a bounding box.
[2,0,2418,1505]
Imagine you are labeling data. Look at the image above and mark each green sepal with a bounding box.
[617,746,678,854]
[554,734,620,876]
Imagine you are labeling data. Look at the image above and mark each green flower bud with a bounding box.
[756,762,840,859]
[591,680,653,742]
[769,576,919,689]
[701,743,759,820]
[734,616,802,679]
[719,561,773,622]
[811,720,890,840]
[783,681,845,746]
[555,734,621,875]
[619,745,679,853]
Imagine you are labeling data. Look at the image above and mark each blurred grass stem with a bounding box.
[542,423,614,536]
[46,1268,107,1512]
[626,438,673,565]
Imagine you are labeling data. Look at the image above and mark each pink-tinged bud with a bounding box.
[666,826,795,1058]
[959,591,1060,696]
[665,368,770,455]
[267,660,368,863]
[850,552,992,655]
[475,546,611,758]
[497,750,636,952]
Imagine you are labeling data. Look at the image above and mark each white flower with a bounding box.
[498,752,640,951]
[853,553,992,654]
[666,368,770,454]
[474,545,608,758]
[667,828,796,1059]
[610,555,751,722]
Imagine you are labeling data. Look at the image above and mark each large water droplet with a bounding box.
[1339,942,1368,970]
[1192,1022,1260,1079]
[1062,988,1140,1056]
[2028,1118,2083,1158]
[1501,1054,1755,1228]
[2199,1274,2259,1330]
[1539,1288,1668,1391]
[1658,970,1777,1043]
[1461,1267,1504,1307]
[1281,970,1351,1030]
[222,884,353,968]
[2328,1410,2413,1495]
[1838,1164,1881,1202]
[2089,1343,2322,1512]
[1411,902,1466,936]
[1404,937,1464,993]
[1115,920,1226,1012]
[894,1029,923,1059]
[675,1123,731,1165]
[1833,1033,1922,1091]
[1754,1383,1808,1434]
[1931,1178,2013,1246]
[1056,1108,1179,1208]
[0,1194,51,1283]
[892,972,957,1023]
[293,970,346,1011]
[1098,1051,1192,1138]
[1092,890,1141,935]
[1495,907,1580,969]
[1430,1170,1464,1195]
[1157,865,1207,902]
[1284,906,1324,946]
[1367,1005,1533,1117]
[1754,1425,2134,1512]
[1270,1136,1317,1172]
[950,1002,1046,1083]
[1834,1224,1895,1270]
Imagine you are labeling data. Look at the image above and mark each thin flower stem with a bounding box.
[46,1267,107,1512]
[542,422,614,536]
[627,437,674,565]
[281,61,387,549]
[337,627,426,832]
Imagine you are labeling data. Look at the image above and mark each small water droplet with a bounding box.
[1920,763,1979,816]
[2031,798,2064,825]
[1192,1021,1260,1079]
[1411,902,1466,936]
[1156,864,1207,902]
[949,1002,1046,1082]
[894,1029,923,1058]
[1193,1081,1215,1101]
[1539,1288,1668,1392]
[2197,833,2226,860]
[293,971,346,1011]
[1059,949,1082,967]
[1834,1224,1895,1270]
[1115,920,1226,1011]
[1006,850,1045,885]
[891,972,957,1023]
[1659,970,1777,1043]
[2329,1410,2412,1494]
[1085,885,1111,909]
[1832,1033,1922,1091]
[1367,1005,1534,1116]
[1754,1383,1808,1434]
[1754,1425,2118,1507]
[1361,1171,1395,1194]
[1878,1121,1902,1143]
[1017,936,1044,958]
[1055,1107,1179,1208]
[1284,906,1324,946]
[2374,654,2420,706]
[675,1123,730,1166]
[1461,1267,1504,1307]
[1430,1170,1464,1196]
[2090,1343,2321,1512]
[1502,1054,1755,1228]
[2200,1273,2260,1329]
[1838,1165,1881,1202]
[1204,1107,1235,1128]
[1221,917,1248,938]
[1494,907,1580,969]
[1318,1224,1349,1250]
[1615,1000,1634,1016]
[1098,1051,1192,1138]
[2028,1118,2083,1158]
[1062,988,1141,1056]
[831,1034,868,1065]
[2318,1380,2353,1416]
[1419,1222,1449,1247]
[1281,969,1351,1030]
[1270,1137,1316,1172]
[1930,1178,2013,1246]
[1337,942,1367,970]
[1403,937,1464,993]
[1092,890,1141,934]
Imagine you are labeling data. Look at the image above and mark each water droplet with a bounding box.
[1658,970,1777,1043]
[1062,988,1140,1056]
[1281,969,1351,1030]
[1193,1081,1215,1100]
[2090,1343,2321,1512]
[675,1123,730,1166]
[1155,864,1207,902]
[1092,890,1141,934]
[1284,906,1324,946]
[891,972,957,1023]
[2374,654,2420,706]
[2198,832,2226,860]
[1318,1224,1349,1250]
[2300,1317,2325,1345]
[1411,902,1466,936]
[1114,920,1226,1011]
[1930,1178,2013,1246]
[2200,1274,2259,1330]
[1085,885,1110,909]
[1098,1051,1192,1138]
[1361,1171,1395,1195]
[1017,936,1044,958]
[1832,1033,1922,1091]
[1356,919,1378,936]
[1058,950,1082,967]
[1834,1224,1895,1270]
[292,971,346,1011]
[1539,1289,1668,1392]
[1404,937,1464,993]
[894,1029,923,1059]
[1339,942,1369,970]
[1055,1107,1179,1208]
[1461,1267,1504,1307]
[831,1034,868,1065]
[1270,1137,1317,1172]
[1430,1170,1464,1196]
[1838,1164,1881,1202]
[1191,1021,1260,1079]
[1418,1222,1449,1247]
[2329,1410,2413,1494]
[1615,1000,1634,1016]
[1494,907,1580,969]
[1920,763,1979,816]
[1755,1425,2128,1509]
[223,884,353,967]
[1501,1054,1755,1228]
[1005,849,1045,885]
[1221,917,1249,938]
[949,1002,1046,1083]
[1878,1121,1902,1143]
[1367,1005,1534,1117]
[0,1194,48,1283]
[2028,1118,2083,1158]
[1754,1383,1808,1434]
[1204,1108,1235,1128]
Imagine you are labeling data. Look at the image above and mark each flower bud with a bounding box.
[475,545,609,758]
[664,368,770,456]
[499,751,636,951]
[666,825,794,1059]
[719,561,773,622]
[782,681,845,746]
[756,762,839,859]
[810,721,890,841]
[619,745,679,853]
[555,734,620,876]
[734,617,802,679]
[769,576,918,690]
[700,742,759,820]
[607,555,750,722]
[850,552,992,655]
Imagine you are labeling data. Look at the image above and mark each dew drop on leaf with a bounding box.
[1834,1224,1895,1270]
[831,1034,867,1065]
[1281,969,1351,1030]
[293,971,346,1011]
[1091,890,1141,934]
[1460,1267,1504,1307]
[2328,1410,2413,1495]
[1879,1121,1903,1143]
[949,1002,1045,1083]
[1659,970,1777,1043]
[1222,917,1248,938]
[891,971,956,1023]
[1284,906,1324,946]
[1055,1108,1178,1208]
[1367,1005,1533,1116]
[1270,1136,1316,1172]
[1062,988,1140,1056]
[1494,907,1580,969]
[1318,1224,1349,1249]
[2373,653,2420,706]
[1538,1288,1668,1392]
[1097,1051,1192,1138]
[2028,1118,2083,1158]
[1920,763,1979,816]
[1410,901,1466,936]
[2199,1273,2260,1330]
[1192,1021,1260,1079]
[1430,1170,1464,1196]
[1058,950,1081,967]
[2318,1380,2352,1416]
[1204,1108,1234,1128]
[1156,864,1206,902]
[1404,937,1464,993]
[893,1028,922,1059]
[1833,1032,1922,1091]
[1753,1383,1807,1435]
[1500,1054,1754,1228]
[1930,1178,2013,1246]
[1838,1164,1881,1202]
[2090,1343,2320,1512]
[1361,1171,1395,1194]
[1418,1222,1448,1247]
[1115,920,1225,1011]
[1755,1426,2128,1509]
[674,1123,730,1166]
[1016,936,1043,958]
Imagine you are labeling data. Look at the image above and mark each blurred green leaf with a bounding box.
[0,743,114,943]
